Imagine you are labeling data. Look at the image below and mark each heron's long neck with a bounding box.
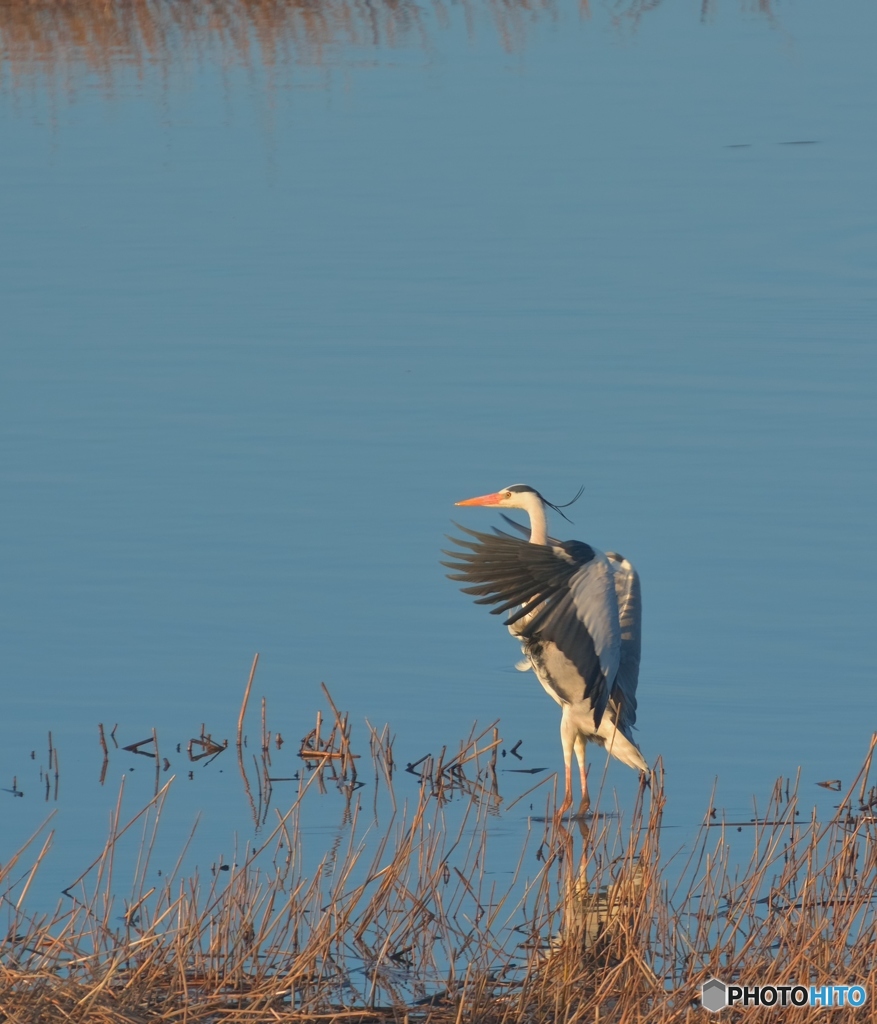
[523,495,548,545]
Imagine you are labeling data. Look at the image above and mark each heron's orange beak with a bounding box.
[455,492,503,507]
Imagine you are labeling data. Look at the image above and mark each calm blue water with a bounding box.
[1,0,875,905]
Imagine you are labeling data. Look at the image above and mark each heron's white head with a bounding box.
[454,484,583,546]
[454,484,542,511]
[454,484,549,544]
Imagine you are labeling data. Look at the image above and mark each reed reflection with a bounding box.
[0,0,549,84]
[0,0,776,87]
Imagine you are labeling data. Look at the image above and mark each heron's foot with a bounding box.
[554,791,573,824]
[575,794,591,819]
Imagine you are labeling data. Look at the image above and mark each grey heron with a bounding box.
[443,484,648,816]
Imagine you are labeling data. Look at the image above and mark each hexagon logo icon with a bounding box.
[701,977,728,1012]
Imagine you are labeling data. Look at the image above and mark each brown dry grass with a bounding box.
[2,697,876,1023]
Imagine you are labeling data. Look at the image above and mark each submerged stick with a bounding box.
[152,728,160,797]
[858,732,877,808]
[98,723,109,785]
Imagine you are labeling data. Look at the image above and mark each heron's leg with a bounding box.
[558,762,573,817]
[557,714,575,819]
[574,734,590,816]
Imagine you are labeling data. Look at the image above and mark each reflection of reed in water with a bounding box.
[0,0,560,84]
[0,0,777,85]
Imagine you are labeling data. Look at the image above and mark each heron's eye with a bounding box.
[504,491,512,499]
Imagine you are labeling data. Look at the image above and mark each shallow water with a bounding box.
[1,0,875,910]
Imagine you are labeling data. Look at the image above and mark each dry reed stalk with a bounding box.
[153,727,161,797]
[236,654,259,751]
[235,655,261,827]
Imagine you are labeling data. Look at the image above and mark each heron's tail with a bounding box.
[601,724,649,775]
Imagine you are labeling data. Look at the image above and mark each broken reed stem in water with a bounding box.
[236,652,260,751]
[235,654,261,826]
[2,716,876,1023]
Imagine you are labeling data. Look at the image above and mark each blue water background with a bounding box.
[1,0,875,904]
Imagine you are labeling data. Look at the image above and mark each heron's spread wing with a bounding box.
[496,514,563,547]
[606,552,642,731]
[443,525,621,726]
[497,514,532,539]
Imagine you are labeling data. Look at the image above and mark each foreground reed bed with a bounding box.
[1,691,876,1022]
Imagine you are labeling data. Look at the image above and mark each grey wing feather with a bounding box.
[605,552,642,732]
[497,515,563,548]
[443,525,620,727]
[497,514,532,539]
